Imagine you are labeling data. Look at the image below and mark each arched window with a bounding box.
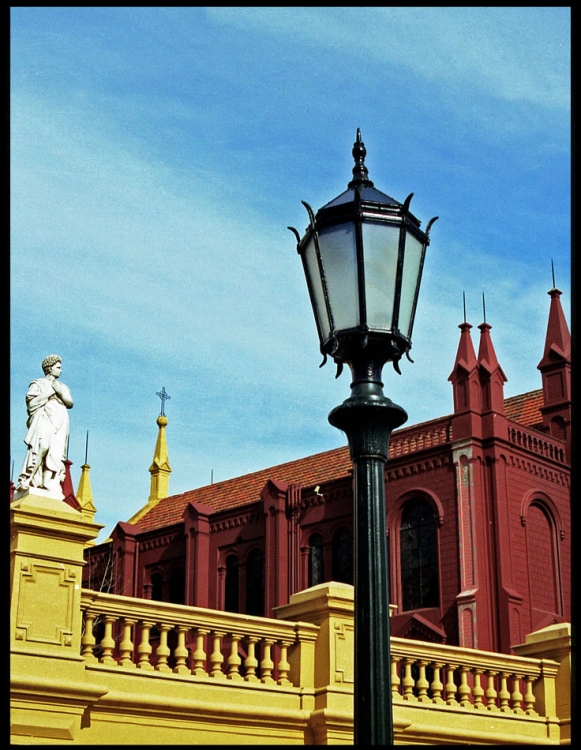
[169,567,185,604]
[309,533,325,587]
[225,554,239,613]
[150,571,164,602]
[332,527,352,584]
[550,416,566,441]
[246,549,264,616]
[400,499,439,611]
[527,502,561,621]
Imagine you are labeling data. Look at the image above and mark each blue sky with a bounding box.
[11,7,570,542]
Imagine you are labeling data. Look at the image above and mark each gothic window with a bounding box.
[526,502,561,619]
[400,499,439,611]
[150,571,164,602]
[309,533,324,587]
[225,554,239,613]
[332,527,353,584]
[169,566,185,604]
[245,549,264,616]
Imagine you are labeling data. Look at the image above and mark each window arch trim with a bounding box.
[522,492,564,619]
[520,490,564,537]
[388,489,443,614]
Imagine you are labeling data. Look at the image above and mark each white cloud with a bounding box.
[208,7,570,111]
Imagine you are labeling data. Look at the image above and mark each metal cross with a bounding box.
[156,387,171,416]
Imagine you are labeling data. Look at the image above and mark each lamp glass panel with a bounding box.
[317,223,359,331]
[303,235,332,342]
[361,221,400,330]
[398,231,424,338]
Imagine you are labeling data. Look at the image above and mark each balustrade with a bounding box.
[388,641,557,716]
[80,590,317,687]
[80,590,560,725]
[508,426,566,464]
[389,420,452,459]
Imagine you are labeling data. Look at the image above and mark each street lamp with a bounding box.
[289,129,437,745]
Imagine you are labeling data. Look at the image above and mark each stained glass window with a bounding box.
[400,499,439,611]
[246,549,264,616]
[225,554,239,613]
[332,527,353,584]
[309,533,325,586]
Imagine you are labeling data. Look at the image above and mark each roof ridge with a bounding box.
[131,389,544,533]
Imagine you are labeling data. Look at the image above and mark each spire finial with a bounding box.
[84,430,89,465]
[348,128,374,188]
[156,386,171,417]
[463,291,467,324]
[551,258,556,290]
[482,292,487,324]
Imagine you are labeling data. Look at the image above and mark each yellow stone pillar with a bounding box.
[275,582,406,745]
[10,492,106,743]
[512,623,571,744]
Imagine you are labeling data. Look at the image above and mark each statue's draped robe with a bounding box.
[19,377,72,489]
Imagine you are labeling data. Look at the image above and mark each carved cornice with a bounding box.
[139,532,182,552]
[508,455,570,486]
[210,511,262,533]
[386,454,452,481]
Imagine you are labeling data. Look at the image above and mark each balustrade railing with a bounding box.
[508,424,566,464]
[389,638,559,717]
[389,419,453,459]
[80,590,318,687]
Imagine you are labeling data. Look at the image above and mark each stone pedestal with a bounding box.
[512,623,571,742]
[10,491,106,743]
[275,582,405,745]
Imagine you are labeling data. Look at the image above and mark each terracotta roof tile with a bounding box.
[134,389,545,533]
[504,389,543,428]
[136,445,353,532]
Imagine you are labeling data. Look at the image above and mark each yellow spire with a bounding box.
[148,414,172,503]
[76,463,97,546]
[127,413,172,526]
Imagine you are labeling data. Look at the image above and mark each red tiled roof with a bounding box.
[135,390,545,533]
[504,389,543,428]
[136,445,353,532]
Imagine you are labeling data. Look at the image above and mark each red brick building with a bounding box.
[83,286,571,655]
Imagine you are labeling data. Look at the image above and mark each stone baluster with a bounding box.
[522,673,537,715]
[118,618,136,668]
[277,640,292,686]
[416,660,430,703]
[155,623,172,673]
[401,658,416,701]
[226,633,243,681]
[498,672,511,712]
[457,665,471,707]
[390,654,401,700]
[191,628,208,677]
[472,668,485,709]
[510,673,524,714]
[260,639,275,684]
[430,662,445,704]
[173,625,190,675]
[209,631,226,679]
[485,670,499,711]
[136,621,154,670]
[99,615,117,665]
[81,611,98,663]
[444,664,458,705]
[244,637,259,682]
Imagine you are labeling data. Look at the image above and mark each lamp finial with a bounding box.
[348,128,374,188]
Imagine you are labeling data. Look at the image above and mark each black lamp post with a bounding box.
[289,130,437,745]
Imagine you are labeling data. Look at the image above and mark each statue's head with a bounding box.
[42,354,62,374]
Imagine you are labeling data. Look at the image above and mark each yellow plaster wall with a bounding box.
[10,493,571,745]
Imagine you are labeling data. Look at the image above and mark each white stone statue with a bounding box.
[16,355,74,498]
